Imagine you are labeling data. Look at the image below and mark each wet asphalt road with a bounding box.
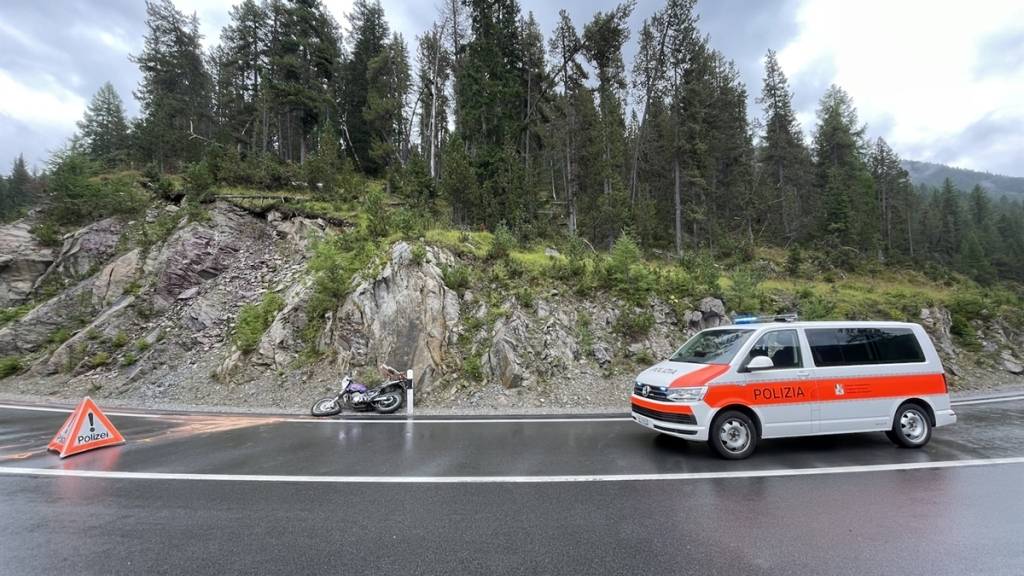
[1,397,1023,575]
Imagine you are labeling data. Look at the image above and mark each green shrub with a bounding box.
[683,251,721,297]
[0,356,22,378]
[635,349,655,365]
[410,243,427,265]
[234,292,286,353]
[183,161,215,203]
[135,339,151,352]
[614,309,655,340]
[363,188,390,238]
[30,221,63,247]
[121,352,138,366]
[89,352,110,368]
[785,245,803,276]
[463,354,484,382]
[111,331,129,348]
[442,265,472,294]
[0,304,33,326]
[488,223,516,261]
[576,313,594,357]
[48,328,73,346]
[726,267,764,314]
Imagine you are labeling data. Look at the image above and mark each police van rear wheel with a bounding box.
[889,403,931,448]
[709,410,758,460]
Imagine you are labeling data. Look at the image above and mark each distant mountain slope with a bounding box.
[902,160,1024,199]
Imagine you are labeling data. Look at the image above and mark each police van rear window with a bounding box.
[806,328,925,367]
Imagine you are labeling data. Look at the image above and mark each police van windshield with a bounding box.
[669,329,754,365]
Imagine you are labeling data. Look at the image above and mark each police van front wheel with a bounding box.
[889,403,932,448]
[709,410,758,460]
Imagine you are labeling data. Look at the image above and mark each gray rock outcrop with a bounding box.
[0,220,54,307]
[33,217,124,291]
[327,242,460,392]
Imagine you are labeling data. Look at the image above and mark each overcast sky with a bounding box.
[1,0,1022,176]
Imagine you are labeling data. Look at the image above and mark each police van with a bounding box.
[630,317,957,459]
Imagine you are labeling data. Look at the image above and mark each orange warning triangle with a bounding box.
[47,397,126,458]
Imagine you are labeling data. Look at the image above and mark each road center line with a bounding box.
[1,457,1023,483]
[0,394,1020,423]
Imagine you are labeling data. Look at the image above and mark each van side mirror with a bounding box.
[745,355,774,371]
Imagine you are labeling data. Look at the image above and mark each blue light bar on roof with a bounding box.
[733,313,799,324]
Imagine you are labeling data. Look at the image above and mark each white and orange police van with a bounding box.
[631,317,957,459]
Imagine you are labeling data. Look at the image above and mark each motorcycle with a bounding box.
[310,364,411,416]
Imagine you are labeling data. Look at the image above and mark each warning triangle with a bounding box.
[47,397,126,458]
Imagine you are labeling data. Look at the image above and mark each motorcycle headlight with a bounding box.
[666,386,707,402]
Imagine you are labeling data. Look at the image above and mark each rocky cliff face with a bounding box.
[1,204,1021,411]
[0,220,54,307]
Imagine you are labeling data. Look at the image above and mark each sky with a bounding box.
[1,0,1022,176]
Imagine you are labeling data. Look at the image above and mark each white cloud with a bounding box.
[0,69,85,130]
[777,0,1024,173]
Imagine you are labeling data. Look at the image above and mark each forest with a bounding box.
[1,0,1022,286]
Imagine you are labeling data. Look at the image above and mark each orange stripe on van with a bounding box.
[703,372,946,408]
[669,364,730,388]
[630,396,695,414]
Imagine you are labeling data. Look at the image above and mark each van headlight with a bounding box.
[666,387,707,402]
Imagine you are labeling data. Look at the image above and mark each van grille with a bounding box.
[633,382,671,401]
[631,404,697,425]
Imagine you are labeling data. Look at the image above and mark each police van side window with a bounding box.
[806,328,925,367]
[744,330,802,370]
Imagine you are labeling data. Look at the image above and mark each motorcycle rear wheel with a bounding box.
[372,391,403,414]
[311,397,343,417]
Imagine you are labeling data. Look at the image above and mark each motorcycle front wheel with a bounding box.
[311,397,343,417]
[372,390,404,414]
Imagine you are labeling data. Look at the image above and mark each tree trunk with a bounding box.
[674,155,682,256]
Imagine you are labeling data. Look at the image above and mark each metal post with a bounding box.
[405,369,414,415]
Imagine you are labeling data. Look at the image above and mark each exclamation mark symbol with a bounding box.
[88,413,95,432]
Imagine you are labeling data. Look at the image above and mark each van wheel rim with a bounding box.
[719,419,750,452]
[900,410,926,442]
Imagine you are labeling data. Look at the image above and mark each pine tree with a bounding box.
[868,138,910,256]
[211,0,270,154]
[582,1,634,199]
[757,49,813,242]
[265,0,343,164]
[131,0,212,170]
[548,10,586,235]
[365,33,411,172]
[343,0,390,173]
[812,85,875,250]
[0,156,33,221]
[77,82,130,168]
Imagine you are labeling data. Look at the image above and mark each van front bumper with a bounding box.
[631,403,709,441]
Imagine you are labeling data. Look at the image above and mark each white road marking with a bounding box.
[0,393,1019,423]
[0,404,164,418]
[1,457,1023,483]
[951,394,1024,406]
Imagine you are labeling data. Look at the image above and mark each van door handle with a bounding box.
[796,371,810,379]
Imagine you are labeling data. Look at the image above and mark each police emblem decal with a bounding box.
[835,383,845,396]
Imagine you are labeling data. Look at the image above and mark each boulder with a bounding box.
[485,310,531,389]
[682,297,728,333]
[0,220,54,307]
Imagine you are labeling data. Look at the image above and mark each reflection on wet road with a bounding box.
[1,398,1022,575]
